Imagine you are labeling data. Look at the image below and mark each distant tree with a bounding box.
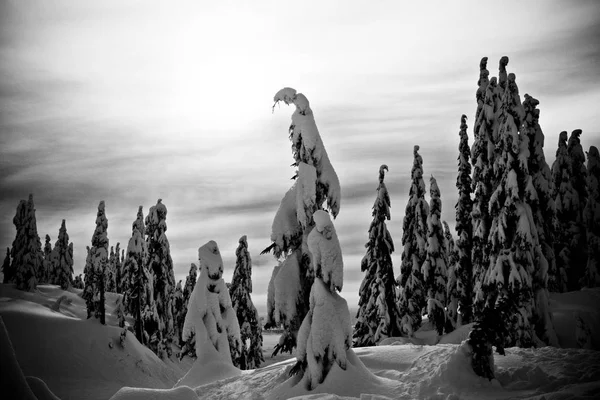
[583,146,600,288]
[11,195,43,291]
[567,129,588,289]
[397,145,428,337]
[122,206,151,345]
[84,201,109,323]
[51,220,74,290]
[229,235,263,369]
[106,246,117,293]
[1,248,10,283]
[115,242,123,294]
[421,176,449,336]
[264,88,341,356]
[172,280,185,346]
[444,220,459,333]
[551,131,574,292]
[41,234,52,284]
[454,114,474,326]
[354,165,401,346]
[145,199,176,357]
[73,274,84,289]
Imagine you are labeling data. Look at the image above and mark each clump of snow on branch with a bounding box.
[307,210,343,292]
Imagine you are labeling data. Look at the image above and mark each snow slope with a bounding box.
[1,283,600,399]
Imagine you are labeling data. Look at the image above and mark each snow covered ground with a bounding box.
[1,283,599,399]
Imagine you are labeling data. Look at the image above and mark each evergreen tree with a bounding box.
[122,206,151,345]
[107,246,117,293]
[521,94,558,345]
[484,71,536,347]
[84,201,109,323]
[455,114,474,325]
[551,131,573,292]
[422,176,449,336]
[183,263,198,305]
[51,220,74,290]
[145,199,176,357]
[264,88,341,355]
[229,235,263,369]
[172,280,185,347]
[41,234,52,284]
[567,129,588,289]
[1,247,10,283]
[11,195,43,291]
[73,274,84,289]
[115,242,123,293]
[583,146,600,287]
[444,220,459,333]
[397,145,428,337]
[353,165,401,346]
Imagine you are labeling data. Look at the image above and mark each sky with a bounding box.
[1,0,599,315]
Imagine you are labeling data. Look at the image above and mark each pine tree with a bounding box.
[455,114,474,325]
[583,146,600,288]
[551,131,573,292]
[145,199,176,357]
[115,242,123,293]
[444,221,459,333]
[107,246,116,293]
[353,165,401,346]
[471,57,506,317]
[84,201,109,323]
[11,195,44,291]
[397,145,429,337]
[264,88,341,355]
[172,280,185,347]
[1,248,10,283]
[421,176,449,336]
[521,94,558,345]
[567,129,588,290]
[73,274,84,289]
[229,235,263,369]
[51,220,74,290]
[41,234,52,284]
[122,206,151,345]
[484,71,536,347]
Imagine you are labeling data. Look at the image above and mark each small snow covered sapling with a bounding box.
[292,210,352,390]
[182,241,242,364]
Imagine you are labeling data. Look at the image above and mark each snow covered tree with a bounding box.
[182,240,241,365]
[84,201,109,323]
[397,145,429,337]
[483,70,537,348]
[264,88,341,355]
[567,129,588,290]
[551,131,574,292]
[292,210,352,389]
[583,146,600,288]
[521,94,558,346]
[40,234,52,284]
[229,235,263,369]
[184,263,197,305]
[444,221,459,332]
[172,280,185,347]
[51,220,74,290]
[471,57,504,316]
[145,199,176,356]
[73,274,84,289]
[455,114,474,326]
[106,245,117,293]
[122,206,151,345]
[353,165,401,346]
[421,176,449,336]
[10,195,44,291]
[115,242,123,293]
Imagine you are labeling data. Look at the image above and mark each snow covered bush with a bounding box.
[353,165,402,347]
[10,194,44,291]
[264,88,341,355]
[422,176,449,336]
[50,220,74,290]
[145,199,176,356]
[182,240,241,363]
[84,201,109,324]
[293,210,352,390]
[398,145,428,336]
[229,235,263,369]
[584,146,600,288]
[454,114,474,326]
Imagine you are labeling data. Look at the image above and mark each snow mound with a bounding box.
[110,385,197,400]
